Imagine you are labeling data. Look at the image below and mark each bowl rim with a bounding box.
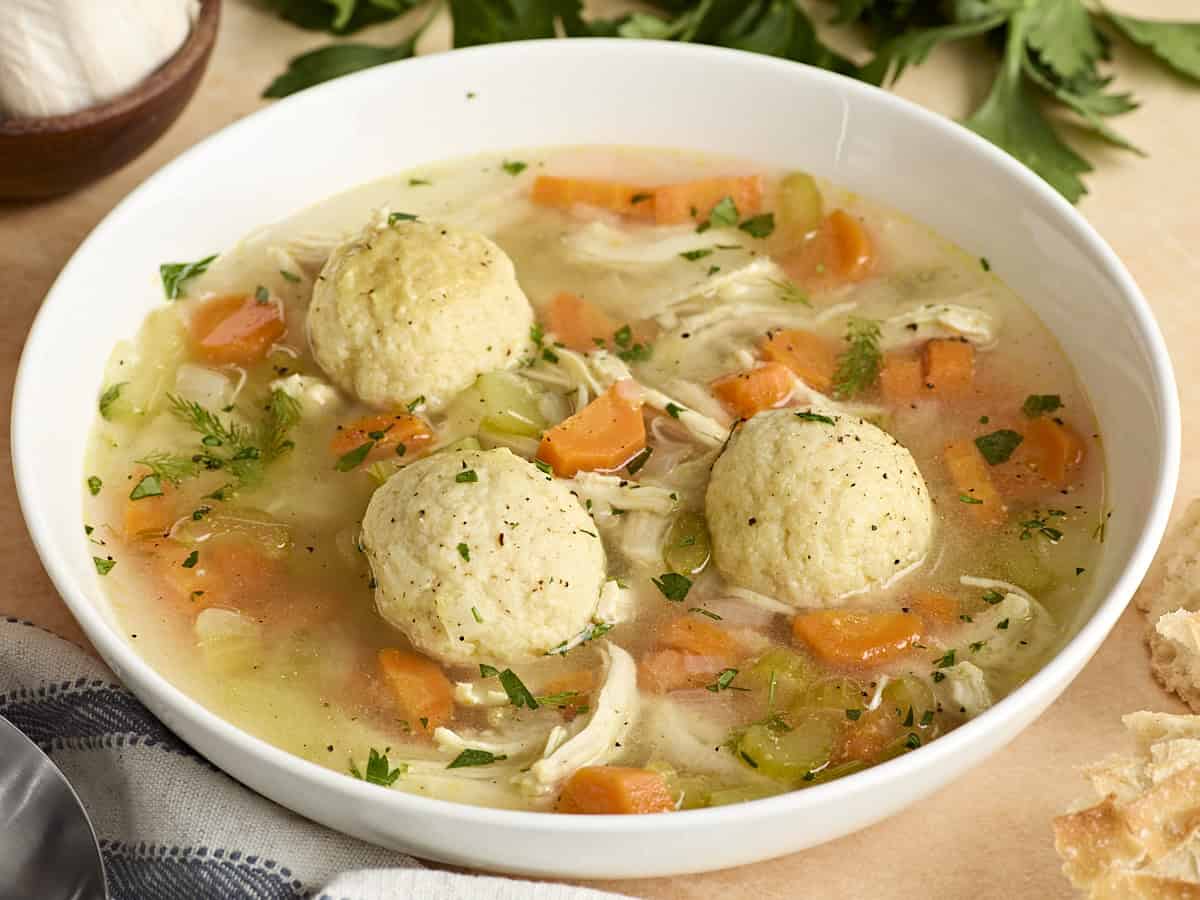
[0,0,221,137]
[12,37,1181,836]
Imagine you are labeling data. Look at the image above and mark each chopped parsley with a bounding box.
[349,748,406,786]
[407,396,425,413]
[1022,394,1064,417]
[832,317,882,399]
[630,192,652,205]
[499,669,538,710]
[982,590,1005,605]
[613,324,652,362]
[980,257,991,272]
[845,708,863,721]
[534,459,554,477]
[706,668,741,693]
[98,383,126,420]
[689,607,722,621]
[530,322,545,347]
[255,285,270,303]
[679,248,714,262]
[129,474,164,501]
[93,557,115,575]
[470,607,483,623]
[181,550,199,569]
[457,543,471,562]
[1020,513,1063,543]
[904,733,921,750]
[934,649,957,668]
[409,177,431,186]
[546,621,612,655]
[501,160,528,176]
[159,254,217,300]
[651,572,692,601]
[387,212,418,224]
[280,269,301,282]
[87,475,102,496]
[959,494,984,504]
[699,196,739,231]
[336,441,374,472]
[541,346,559,364]
[975,429,1023,465]
[447,749,507,769]
[665,403,685,419]
[738,213,775,238]
[997,618,1010,630]
[455,469,479,483]
[795,411,835,425]
[625,447,652,476]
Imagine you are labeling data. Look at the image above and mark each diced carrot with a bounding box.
[123,470,174,539]
[922,339,975,397]
[190,294,287,366]
[638,649,730,694]
[779,209,876,286]
[791,610,923,669]
[943,439,1007,525]
[329,412,434,464]
[879,352,924,404]
[153,537,280,614]
[377,648,454,734]
[531,176,657,220]
[759,329,837,393]
[652,176,763,226]
[537,380,645,477]
[657,616,739,661]
[540,670,595,718]
[1020,416,1086,487]
[908,592,960,631]
[543,292,655,353]
[710,362,794,419]
[557,766,675,815]
[839,707,901,763]
[826,209,874,281]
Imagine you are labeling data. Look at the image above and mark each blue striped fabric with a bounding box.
[0,617,625,900]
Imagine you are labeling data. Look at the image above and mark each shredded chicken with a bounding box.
[515,643,639,798]
[569,471,679,516]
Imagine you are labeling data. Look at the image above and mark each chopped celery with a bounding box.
[777,172,823,238]
[707,783,783,807]
[736,711,837,781]
[477,371,546,437]
[803,759,867,786]
[195,608,262,674]
[878,675,937,730]
[172,508,292,559]
[663,512,711,576]
[104,310,188,421]
[802,676,869,712]
[743,648,820,708]
[437,436,483,454]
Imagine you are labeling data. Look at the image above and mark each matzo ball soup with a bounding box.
[83,147,1104,813]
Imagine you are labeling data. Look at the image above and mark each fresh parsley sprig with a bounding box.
[263,0,1200,202]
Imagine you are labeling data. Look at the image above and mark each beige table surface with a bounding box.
[3,2,1200,896]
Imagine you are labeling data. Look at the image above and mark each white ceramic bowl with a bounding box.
[12,40,1180,879]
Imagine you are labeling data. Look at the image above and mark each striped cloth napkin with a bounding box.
[0,617,628,900]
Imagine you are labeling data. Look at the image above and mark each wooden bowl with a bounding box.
[0,0,221,200]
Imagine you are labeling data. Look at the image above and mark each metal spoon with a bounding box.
[0,714,108,900]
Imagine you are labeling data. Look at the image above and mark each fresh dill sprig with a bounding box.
[134,451,200,486]
[258,389,302,463]
[832,316,882,399]
[168,394,252,449]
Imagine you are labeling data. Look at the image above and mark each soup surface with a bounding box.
[84,147,1105,813]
